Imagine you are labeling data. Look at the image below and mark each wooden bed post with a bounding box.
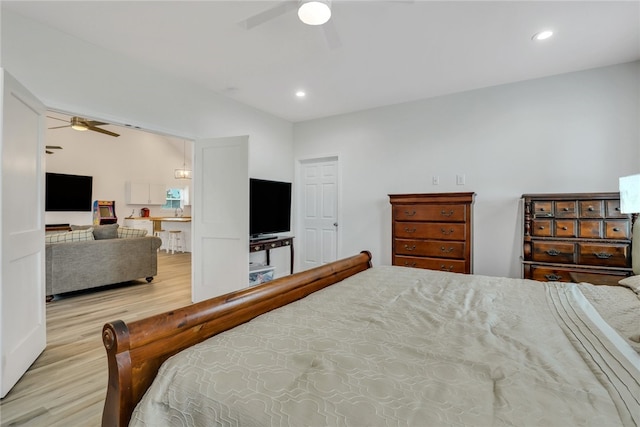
[101,251,373,427]
[102,320,133,427]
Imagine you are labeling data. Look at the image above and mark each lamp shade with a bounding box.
[298,0,331,25]
[619,174,640,213]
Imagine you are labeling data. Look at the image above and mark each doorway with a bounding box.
[297,156,340,271]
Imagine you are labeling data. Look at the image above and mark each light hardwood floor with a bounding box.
[0,252,192,427]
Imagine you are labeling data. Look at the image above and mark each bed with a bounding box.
[101,251,640,426]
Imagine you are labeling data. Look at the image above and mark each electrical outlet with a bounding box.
[432,175,439,185]
[456,174,465,185]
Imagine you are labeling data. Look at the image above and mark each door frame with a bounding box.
[295,155,341,272]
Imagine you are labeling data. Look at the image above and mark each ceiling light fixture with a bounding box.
[296,90,306,97]
[70,117,88,131]
[174,141,192,180]
[532,30,554,41]
[298,0,331,26]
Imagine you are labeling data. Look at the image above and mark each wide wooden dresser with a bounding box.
[389,192,475,274]
[522,192,634,286]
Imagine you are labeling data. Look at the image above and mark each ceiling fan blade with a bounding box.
[45,145,63,150]
[87,125,120,137]
[85,120,107,127]
[48,125,71,130]
[240,1,298,30]
[45,150,53,154]
[47,116,69,123]
[322,19,342,50]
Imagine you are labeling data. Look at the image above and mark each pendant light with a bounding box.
[174,141,192,179]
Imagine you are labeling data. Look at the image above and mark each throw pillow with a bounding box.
[93,223,119,240]
[45,228,95,244]
[70,224,92,231]
[618,275,640,296]
[118,227,148,238]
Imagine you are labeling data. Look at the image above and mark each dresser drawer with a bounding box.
[531,219,553,237]
[531,242,576,264]
[532,201,553,218]
[394,239,465,259]
[578,243,629,267]
[555,201,577,218]
[578,220,603,238]
[526,264,630,286]
[604,220,630,239]
[394,222,466,241]
[554,220,577,237]
[579,200,604,218]
[393,255,467,273]
[393,204,467,222]
[606,200,626,218]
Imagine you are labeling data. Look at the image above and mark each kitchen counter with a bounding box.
[123,217,192,252]
[125,216,191,222]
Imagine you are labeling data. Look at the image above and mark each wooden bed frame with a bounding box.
[101,251,373,426]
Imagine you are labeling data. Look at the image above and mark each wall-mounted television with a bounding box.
[45,172,93,212]
[250,178,292,240]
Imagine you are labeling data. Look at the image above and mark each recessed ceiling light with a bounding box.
[296,91,306,98]
[532,30,554,41]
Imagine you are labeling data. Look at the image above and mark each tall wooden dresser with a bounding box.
[389,192,475,274]
[522,192,634,286]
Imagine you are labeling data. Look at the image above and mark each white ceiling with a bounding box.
[4,1,640,123]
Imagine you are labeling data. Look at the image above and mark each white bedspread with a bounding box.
[131,266,640,427]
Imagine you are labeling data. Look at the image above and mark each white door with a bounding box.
[192,136,248,303]
[298,157,339,271]
[0,70,47,397]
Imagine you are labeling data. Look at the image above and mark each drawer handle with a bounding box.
[545,274,562,281]
[538,207,546,212]
[441,246,454,253]
[440,210,454,217]
[615,207,620,212]
[588,206,594,211]
[284,241,290,245]
[538,226,545,230]
[270,243,277,248]
[594,252,613,259]
[561,226,568,230]
[404,210,416,217]
[440,264,454,272]
[254,246,261,251]
[546,249,561,256]
[404,227,417,233]
[404,244,416,251]
[613,227,620,232]
[403,261,417,267]
[441,228,454,235]
[563,207,569,211]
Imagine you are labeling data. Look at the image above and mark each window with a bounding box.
[162,188,184,210]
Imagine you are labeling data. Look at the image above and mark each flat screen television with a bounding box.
[45,172,93,212]
[250,178,292,240]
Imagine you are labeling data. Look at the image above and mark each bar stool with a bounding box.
[152,221,166,252]
[167,230,184,254]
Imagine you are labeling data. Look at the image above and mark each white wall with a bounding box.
[293,61,640,278]
[2,9,295,279]
[44,124,191,226]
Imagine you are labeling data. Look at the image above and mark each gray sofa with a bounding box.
[45,235,162,300]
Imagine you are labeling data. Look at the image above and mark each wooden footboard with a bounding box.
[101,251,373,427]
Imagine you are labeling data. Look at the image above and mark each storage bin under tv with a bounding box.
[249,264,276,286]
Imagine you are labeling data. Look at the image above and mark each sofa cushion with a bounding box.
[46,228,95,244]
[93,223,119,240]
[118,227,148,238]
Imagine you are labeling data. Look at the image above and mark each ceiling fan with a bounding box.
[48,116,120,137]
[238,0,342,50]
[45,145,62,155]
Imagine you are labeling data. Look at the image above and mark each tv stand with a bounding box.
[250,235,277,242]
[249,236,294,274]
